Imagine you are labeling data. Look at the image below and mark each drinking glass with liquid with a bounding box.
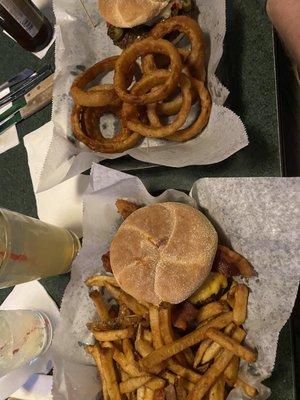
[0,208,81,288]
[0,309,52,377]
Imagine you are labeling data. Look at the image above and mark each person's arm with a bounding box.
[266,0,300,68]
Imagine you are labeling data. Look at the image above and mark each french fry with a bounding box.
[161,371,194,392]
[136,338,154,357]
[182,380,195,393]
[201,341,222,364]
[197,301,230,323]
[201,323,235,364]
[221,281,237,308]
[187,327,246,400]
[140,312,232,370]
[159,307,190,367]
[143,329,153,343]
[175,379,187,400]
[154,388,165,400]
[120,375,153,394]
[120,368,130,381]
[87,319,120,332]
[84,344,109,400]
[135,328,154,358]
[93,327,135,341]
[102,341,114,348]
[224,323,236,335]
[135,338,166,375]
[159,307,174,344]
[224,356,239,386]
[206,328,257,363]
[99,347,122,400]
[149,305,163,349]
[113,347,142,376]
[164,384,177,400]
[137,387,146,400]
[167,359,201,384]
[123,338,135,364]
[119,369,131,400]
[89,290,110,321]
[130,392,138,400]
[113,346,165,390]
[145,387,155,400]
[233,284,249,325]
[208,376,225,400]
[198,365,210,374]
[234,377,258,398]
[146,378,166,390]
[85,275,119,287]
[183,348,194,367]
[104,282,148,316]
[194,339,212,368]
[160,371,176,385]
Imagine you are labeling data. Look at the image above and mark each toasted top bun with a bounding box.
[110,202,218,305]
[99,0,170,28]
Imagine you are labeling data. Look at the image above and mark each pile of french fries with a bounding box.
[84,275,258,400]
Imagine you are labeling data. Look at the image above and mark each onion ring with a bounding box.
[147,100,162,128]
[166,77,211,142]
[71,105,141,153]
[71,56,121,107]
[114,38,182,105]
[123,71,192,138]
[153,66,197,117]
[82,107,133,143]
[141,48,189,75]
[143,16,206,82]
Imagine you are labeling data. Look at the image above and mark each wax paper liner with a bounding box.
[37,0,248,193]
[51,165,300,399]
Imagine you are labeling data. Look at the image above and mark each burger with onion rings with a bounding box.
[99,0,199,48]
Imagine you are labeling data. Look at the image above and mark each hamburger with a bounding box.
[110,202,218,304]
[98,0,199,48]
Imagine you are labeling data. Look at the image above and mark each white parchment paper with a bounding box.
[37,0,248,193]
[51,165,300,399]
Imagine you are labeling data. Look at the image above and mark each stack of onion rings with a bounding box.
[70,16,211,153]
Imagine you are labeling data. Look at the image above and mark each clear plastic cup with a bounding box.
[0,208,81,288]
[0,310,52,377]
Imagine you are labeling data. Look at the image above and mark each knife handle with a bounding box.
[0,112,21,135]
[24,74,54,103]
[0,97,26,123]
[20,85,53,119]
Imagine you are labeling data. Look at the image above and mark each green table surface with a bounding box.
[0,1,294,399]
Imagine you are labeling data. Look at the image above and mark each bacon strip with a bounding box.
[172,302,198,331]
[212,245,254,278]
[101,251,112,273]
[115,199,140,219]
